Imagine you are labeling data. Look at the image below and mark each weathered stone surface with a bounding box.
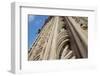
[28,16,88,61]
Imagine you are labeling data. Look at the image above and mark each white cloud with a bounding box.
[29,15,35,22]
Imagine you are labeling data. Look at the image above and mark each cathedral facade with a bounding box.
[28,16,88,61]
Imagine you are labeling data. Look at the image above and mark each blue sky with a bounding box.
[28,15,48,49]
